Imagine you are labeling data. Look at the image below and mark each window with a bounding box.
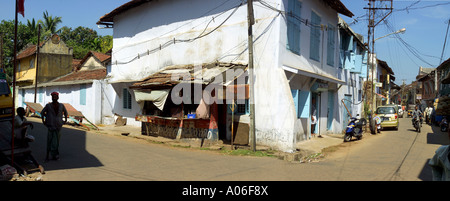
[298,90,310,118]
[310,11,321,61]
[30,58,35,69]
[291,89,310,118]
[227,99,249,115]
[286,0,302,54]
[237,99,249,114]
[327,24,335,66]
[123,88,132,109]
[80,84,86,105]
[38,88,43,103]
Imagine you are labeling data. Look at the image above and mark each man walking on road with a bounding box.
[41,92,68,162]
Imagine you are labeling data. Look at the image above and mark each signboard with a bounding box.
[416,94,422,100]
[375,82,383,88]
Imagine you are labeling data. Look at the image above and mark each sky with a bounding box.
[0,0,130,36]
[339,0,450,85]
[1,0,449,85]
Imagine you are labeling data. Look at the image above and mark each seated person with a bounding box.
[14,107,34,146]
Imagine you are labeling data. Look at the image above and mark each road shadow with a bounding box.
[418,159,432,181]
[428,125,450,145]
[1,117,103,172]
[406,129,420,132]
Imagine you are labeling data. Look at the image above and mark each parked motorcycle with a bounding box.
[440,117,448,132]
[344,115,367,142]
[413,116,421,133]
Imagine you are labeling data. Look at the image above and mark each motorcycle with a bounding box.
[440,117,448,132]
[344,115,367,142]
[413,115,421,133]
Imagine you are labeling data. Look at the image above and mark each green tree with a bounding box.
[1,11,113,80]
[60,26,112,59]
[99,35,113,53]
[0,20,36,81]
[40,10,62,37]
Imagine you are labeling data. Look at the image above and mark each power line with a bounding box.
[440,19,450,64]
[394,1,450,13]
[383,19,436,67]
[112,0,239,56]
[113,1,243,65]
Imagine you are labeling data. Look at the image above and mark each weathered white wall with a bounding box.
[109,0,360,152]
[110,0,297,151]
[80,57,104,71]
[19,80,119,126]
[108,82,142,127]
[20,83,97,123]
[110,0,251,83]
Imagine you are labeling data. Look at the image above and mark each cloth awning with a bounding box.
[134,89,170,110]
[282,65,346,85]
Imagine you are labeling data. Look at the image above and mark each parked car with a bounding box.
[375,105,399,130]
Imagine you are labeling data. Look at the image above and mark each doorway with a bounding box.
[311,92,320,135]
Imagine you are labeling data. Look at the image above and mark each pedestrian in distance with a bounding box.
[41,92,68,162]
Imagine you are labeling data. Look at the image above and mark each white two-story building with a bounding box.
[98,0,360,152]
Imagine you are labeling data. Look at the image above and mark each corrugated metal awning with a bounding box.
[130,62,248,89]
[282,65,346,85]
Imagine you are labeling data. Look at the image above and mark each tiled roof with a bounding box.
[72,59,82,71]
[88,51,111,63]
[323,0,354,18]
[76,51,111,71]
[16,41,46,60]
[98,0,153,24]
[53,68,106,82]
[17,45,37,60]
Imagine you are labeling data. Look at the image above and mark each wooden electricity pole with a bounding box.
[34,24,41,103]
[364,0,393,121]
[0,32,3,70]
[247,0,256,152]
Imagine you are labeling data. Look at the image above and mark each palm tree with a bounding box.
[40,11,62,37]
[26,18,38,33]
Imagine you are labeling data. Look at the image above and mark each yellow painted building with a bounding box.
[16,34,73,87]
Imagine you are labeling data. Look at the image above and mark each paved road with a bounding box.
[302,117,449,181]
[2,117,447,181]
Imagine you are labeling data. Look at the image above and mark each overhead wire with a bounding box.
[383,19,436,67]
[113,1,244,65]
[113,0,334,65]
[112,0,236,55]
[394,1,450,13]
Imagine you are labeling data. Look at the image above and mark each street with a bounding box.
[3,116,447,181]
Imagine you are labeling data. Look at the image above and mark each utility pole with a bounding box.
[364,0,393,127]
[11,0,19,166]
[0,32,3,70]
[439,19,450,64]
[34,24,41,103]
[247,0,256,152]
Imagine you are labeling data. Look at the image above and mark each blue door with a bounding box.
[327,91,335,130]
[343,95,352,130]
